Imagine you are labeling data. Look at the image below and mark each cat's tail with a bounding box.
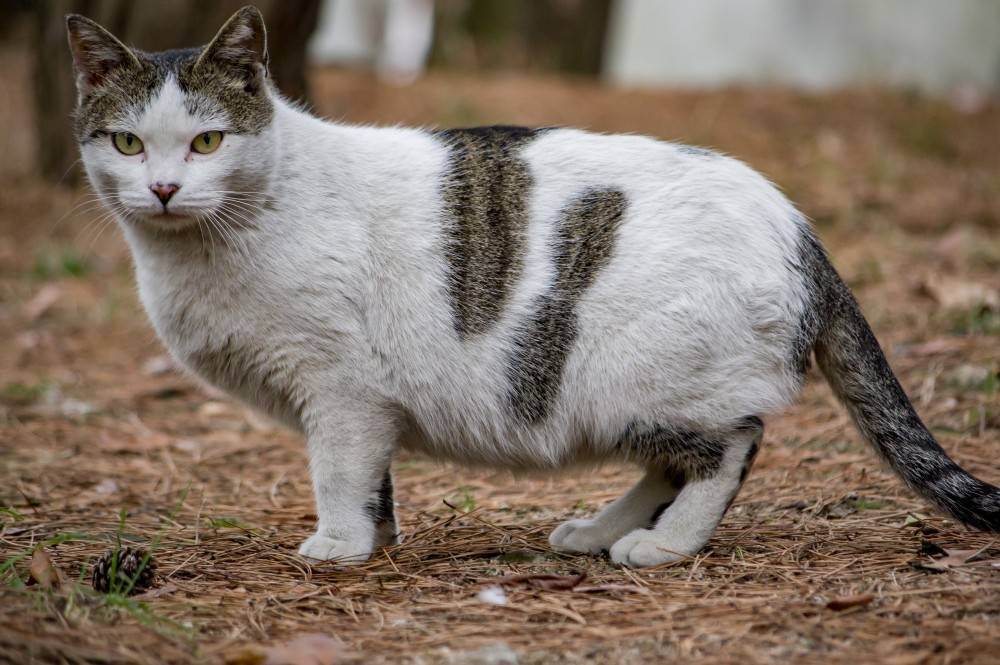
[806,238,1000,531]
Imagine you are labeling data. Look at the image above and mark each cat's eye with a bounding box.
[191,131,224,154]
[112,132,143,156]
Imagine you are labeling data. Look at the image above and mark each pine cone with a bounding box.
[91,547,156,594]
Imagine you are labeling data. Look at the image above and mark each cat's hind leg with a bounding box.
[549,468,682,554]
[609,417,762,568]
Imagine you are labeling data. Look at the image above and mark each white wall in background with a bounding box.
[309,0,434,83]
[605,0,1000,93]
[309,0,377,64]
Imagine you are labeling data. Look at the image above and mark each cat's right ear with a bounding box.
[195,6,269,93]
[65,15,140,99]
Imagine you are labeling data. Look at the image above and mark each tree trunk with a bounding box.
[430,0,612,75]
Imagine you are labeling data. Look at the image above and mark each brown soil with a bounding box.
[2,59,999,664]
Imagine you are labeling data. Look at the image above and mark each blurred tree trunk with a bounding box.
[431,0,613,75]
[33,0,85,185]
[527,0,612,75]
[32,0,319,184]
[264,0,322,105]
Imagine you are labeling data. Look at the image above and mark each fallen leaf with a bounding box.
[947,364,995,389]
[243,408,278,432]
[28,548,63,589]
[919,275,999,311]
[493,572,587,591]
[266,634,345,665]
[894,338,966,357]
[199,401,232,418]
[224,634,346,665]
[223,649,266,665]
[826,594,874,611]
[572,583,647,595]
[24,285,62,322]
[913,546,997,572]
[131,582,178,601]
[142,355,175,376]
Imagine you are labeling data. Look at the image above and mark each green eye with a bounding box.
[192,131,224,154]
[112,132,143,155]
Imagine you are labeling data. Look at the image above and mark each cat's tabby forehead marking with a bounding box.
[73,47,272,143]
[507,188,627,423]
[435,126,540,337]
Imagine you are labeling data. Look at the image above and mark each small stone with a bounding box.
[947,364,993,389]
[453,643,519,665]
[476,585,508,606]
[94,479,119,495]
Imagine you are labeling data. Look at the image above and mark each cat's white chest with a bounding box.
[131,244,309,428]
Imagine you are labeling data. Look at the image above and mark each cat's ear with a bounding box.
[195,6,270,93]
[65,14,141,98]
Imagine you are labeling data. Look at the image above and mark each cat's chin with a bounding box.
[132,210,201,232]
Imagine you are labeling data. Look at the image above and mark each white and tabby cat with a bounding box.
[66,7,998,567]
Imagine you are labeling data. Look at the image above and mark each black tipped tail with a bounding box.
[808,253,1000,531]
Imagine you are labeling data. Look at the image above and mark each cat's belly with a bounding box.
[394,397,596,471]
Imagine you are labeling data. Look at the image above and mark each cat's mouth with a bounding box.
[149,210,186,221]
[132,206,202,231]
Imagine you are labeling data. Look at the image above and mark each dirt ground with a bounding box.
[1,49,999,664]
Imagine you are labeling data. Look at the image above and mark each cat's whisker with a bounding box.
[73,205,122,246]
[78,208,121,253]
[200,212,222,257]
[55,158,84,187]
[211,207,253,255]
[202,212,230,254]
[210,209,243,256]
[84,213,119,253]
[216,202,261,233]
[50,194,114,234]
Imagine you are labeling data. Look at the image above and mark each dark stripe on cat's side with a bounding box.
[507,188,627,423]
[434,126,540,337]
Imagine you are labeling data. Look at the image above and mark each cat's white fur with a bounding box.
[82,73,811,567]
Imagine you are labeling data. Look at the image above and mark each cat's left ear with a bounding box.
[66,14,142,99]
[195,5,270,93]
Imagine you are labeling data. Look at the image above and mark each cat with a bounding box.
[66,6,999,568]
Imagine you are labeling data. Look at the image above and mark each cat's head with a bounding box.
[66,6,276,231]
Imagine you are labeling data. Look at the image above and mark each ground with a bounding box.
[1,52,999,664]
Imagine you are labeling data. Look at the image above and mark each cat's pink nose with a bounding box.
[150,182,180,206]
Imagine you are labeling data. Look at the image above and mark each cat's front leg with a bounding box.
[297,399,399,564]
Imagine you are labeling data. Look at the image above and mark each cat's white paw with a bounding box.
[609,529,691,568]
[297,533,372,564]
[548,518,616,554]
